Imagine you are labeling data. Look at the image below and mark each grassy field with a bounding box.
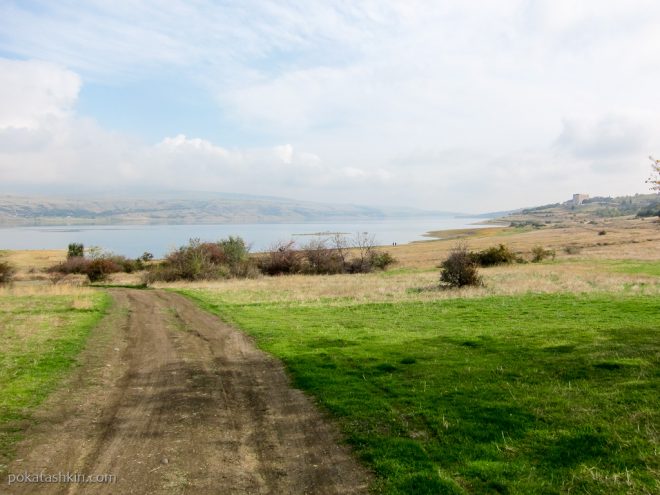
[181,289,659,494]
[0,286,109,472]
[1,214,658,492]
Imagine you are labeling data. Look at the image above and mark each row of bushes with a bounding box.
[144,235,396,283]
[257,237,395,276]
[48,254,145,282]
[44,239,560,286]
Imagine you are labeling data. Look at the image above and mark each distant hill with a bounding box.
[0,192,462,226]
[499,193,659,226]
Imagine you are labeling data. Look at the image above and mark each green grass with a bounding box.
[603,260,660,277]
[0,291,109,470]
[182,290,660,494]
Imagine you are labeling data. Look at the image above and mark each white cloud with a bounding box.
[274,144,293,164]
[0,59,80,129]
[0,59,390,201]
[555,115,652,161]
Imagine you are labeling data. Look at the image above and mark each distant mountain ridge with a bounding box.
[0,192,463,226]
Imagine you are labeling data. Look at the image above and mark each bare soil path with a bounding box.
[5,289,369,494]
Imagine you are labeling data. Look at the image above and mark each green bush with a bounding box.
[67,242,84,258]
[218,236,249,267]
[472,244,519,266]
[144,236,253,283]
[440,243,482,288]
[370,251,396,270]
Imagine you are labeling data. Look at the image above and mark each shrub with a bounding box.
[259,241,303,275]
[472,244,518,266]
[140,251,154,262]
[48,256,90,275]
[144,236,252,283]
[531,246,556,262]
[218,236,250,266]
[301,239,344,275]
[370,251,396,270]
[110,255,143,273]
[0,261,15,285]
[162,239,222,281]
[346,250,396,273]
[67,242,84,258]
[259,236,395,276]
[85,258,122,282]
[440,242,482,288]
[48,253,140,282]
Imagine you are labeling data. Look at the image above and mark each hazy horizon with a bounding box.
[1,1,659,211]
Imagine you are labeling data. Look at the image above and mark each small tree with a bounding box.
[348,232,378,273]
[439,242,482,288]
[67,243,84,258]
[647,156,660,191]
[331,233,350,266]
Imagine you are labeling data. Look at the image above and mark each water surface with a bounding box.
[0,217,488,257]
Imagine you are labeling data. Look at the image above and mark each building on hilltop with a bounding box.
[572,193,589,206]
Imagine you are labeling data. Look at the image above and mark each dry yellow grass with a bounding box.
[155,217,659,304]
[0,286,100,348]
[0,283,96,298]
[0,249,66,271]
[157,260,659,306]
[393,216,660,269]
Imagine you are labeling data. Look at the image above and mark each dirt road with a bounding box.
[5,289,369,494]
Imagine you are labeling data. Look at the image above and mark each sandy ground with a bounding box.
[4,289,369,494]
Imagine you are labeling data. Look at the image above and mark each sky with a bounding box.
[0,0,658,212]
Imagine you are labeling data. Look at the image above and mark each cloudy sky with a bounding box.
[0,1,658,212]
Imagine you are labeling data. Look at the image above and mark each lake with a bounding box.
[0,217,490,258]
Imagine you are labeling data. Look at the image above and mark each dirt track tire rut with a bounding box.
[5,289,370,494]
